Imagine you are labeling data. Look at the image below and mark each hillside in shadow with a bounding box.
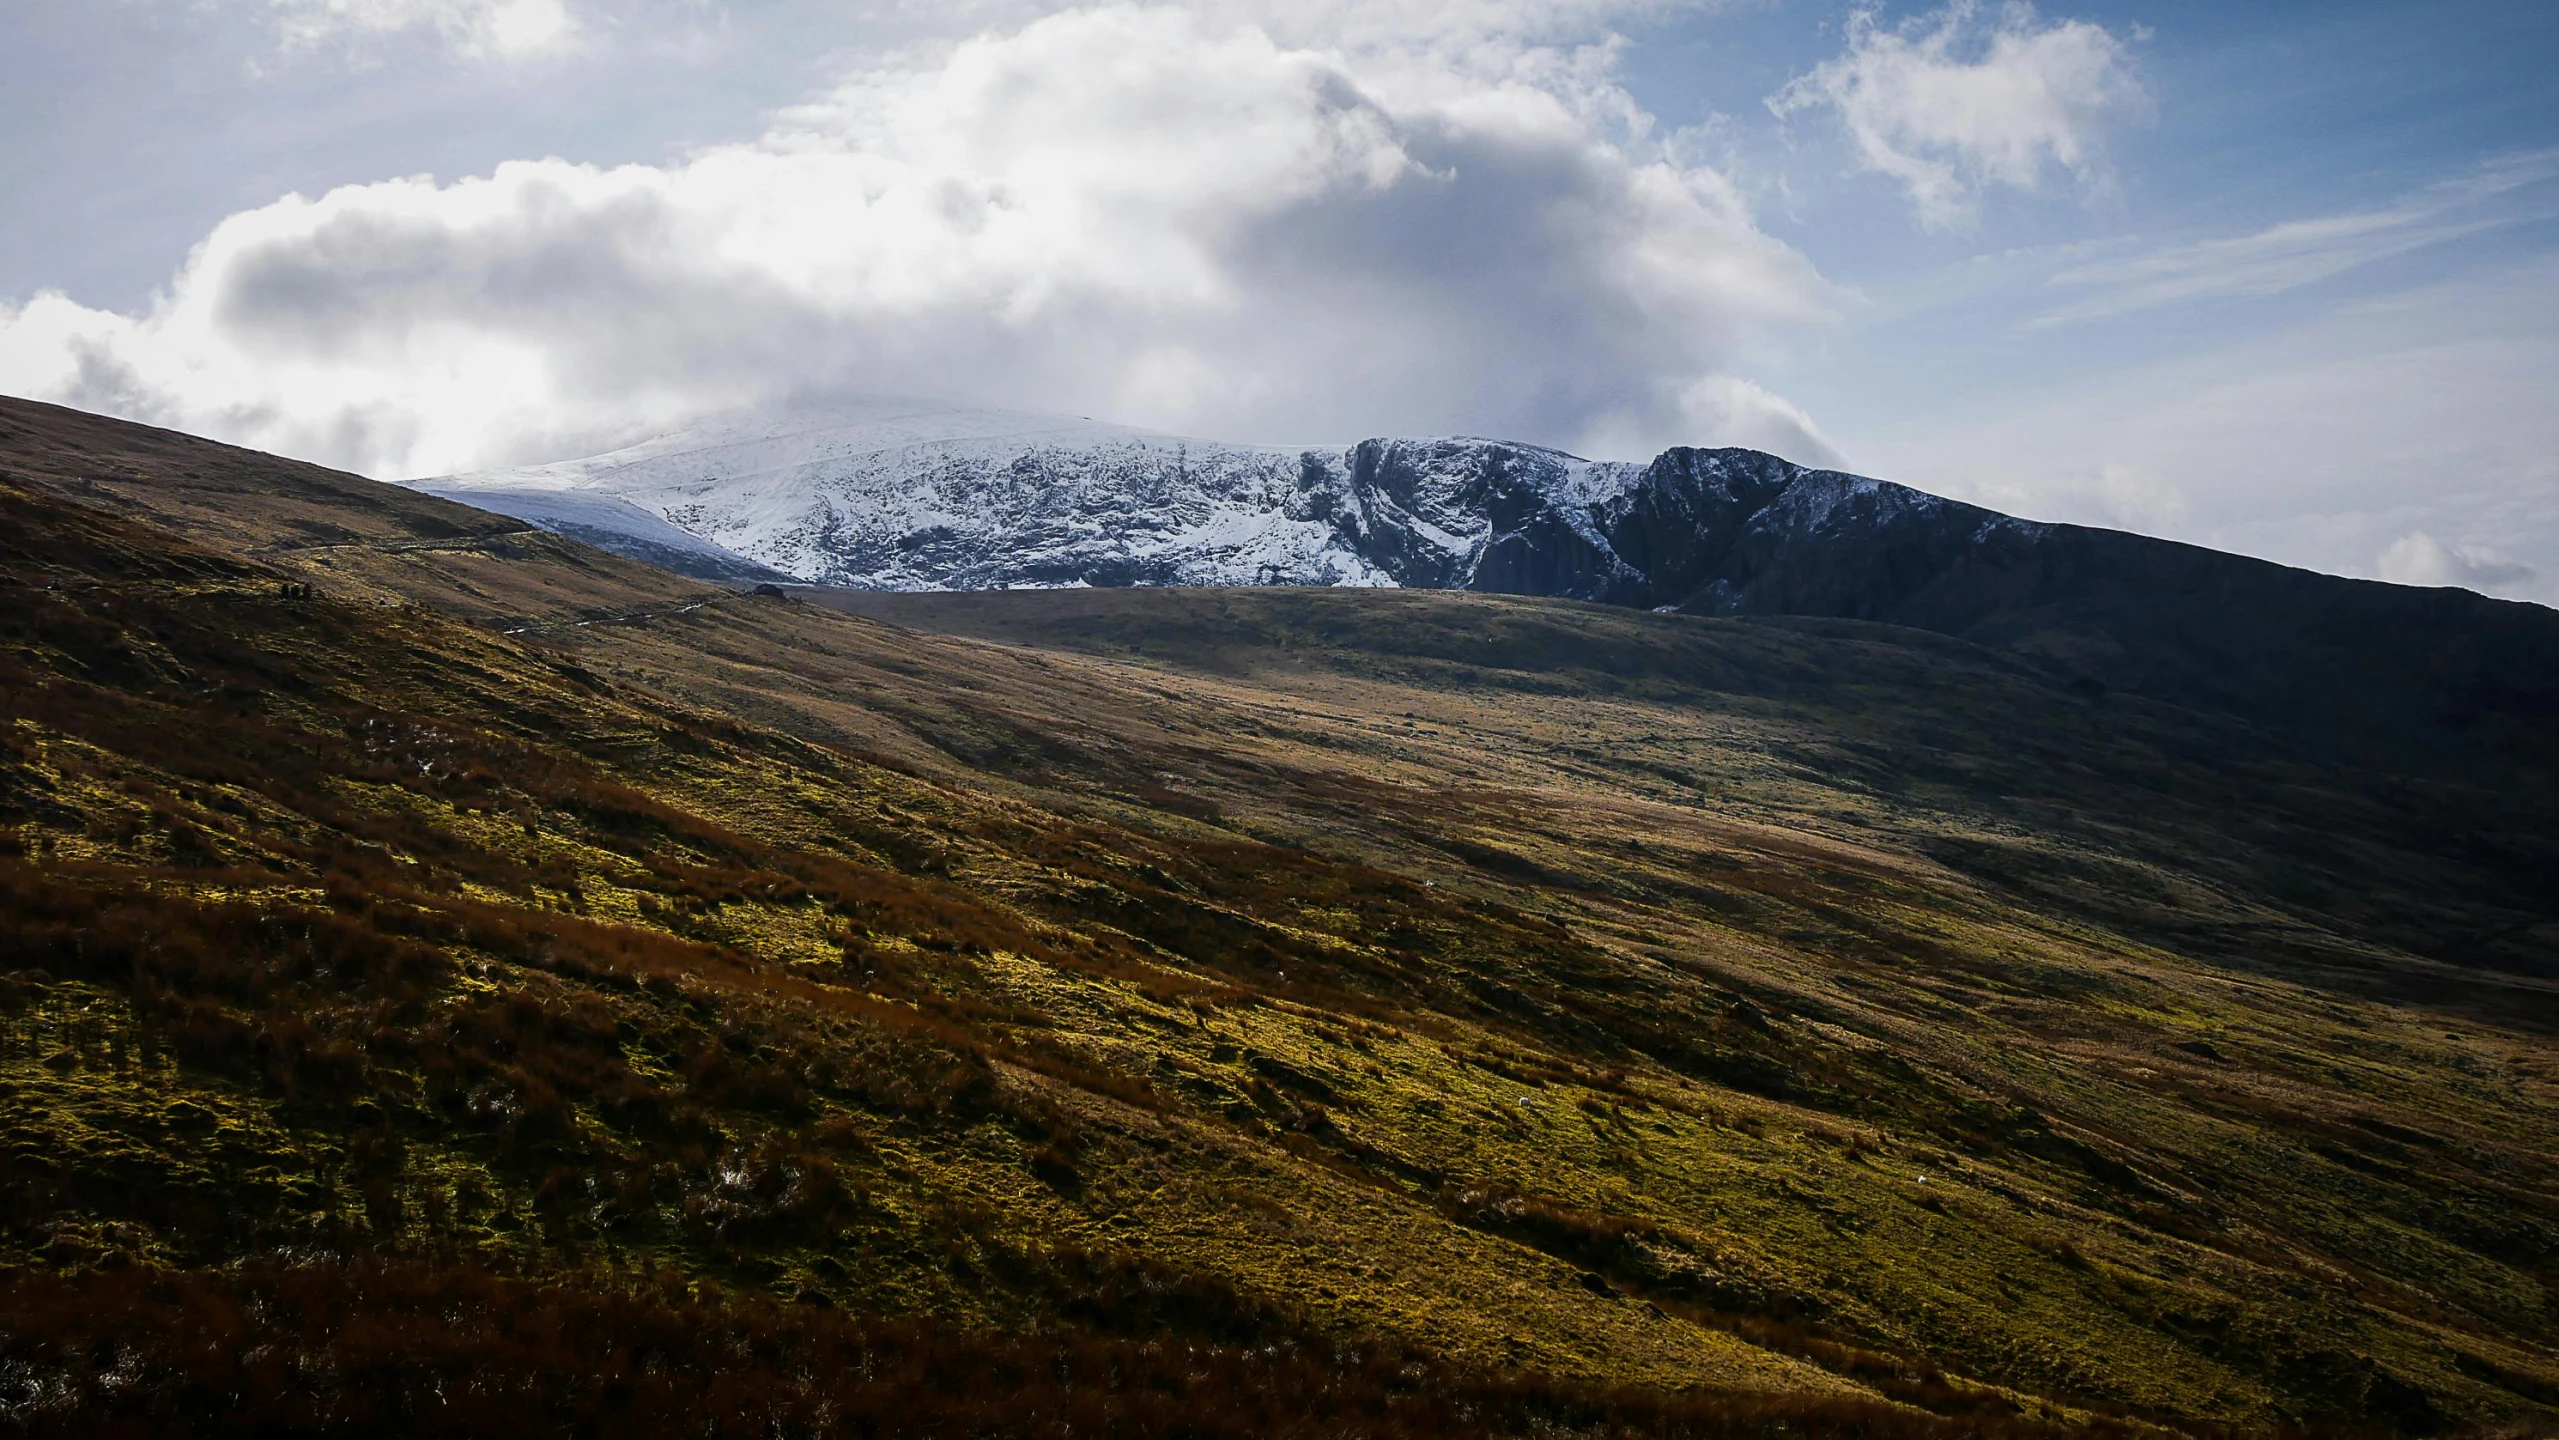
[1,396,2555,1436]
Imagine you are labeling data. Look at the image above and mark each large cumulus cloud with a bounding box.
[0,4,1837,476]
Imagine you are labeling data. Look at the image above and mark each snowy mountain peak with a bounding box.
[402,398,1991,609]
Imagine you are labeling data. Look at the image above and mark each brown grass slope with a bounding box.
[0,395,2555,1436]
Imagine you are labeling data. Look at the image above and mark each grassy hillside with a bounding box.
[2,397,2555,1436]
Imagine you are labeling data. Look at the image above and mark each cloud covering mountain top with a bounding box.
[0,3,1838,480]
[9,0,2547,605]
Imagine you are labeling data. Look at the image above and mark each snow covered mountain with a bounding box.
[406,397,2024,607]
[407,396,2559,753]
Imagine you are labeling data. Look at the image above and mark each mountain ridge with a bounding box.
[416,401,2559,779]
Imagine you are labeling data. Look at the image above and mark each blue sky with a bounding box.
[3,0,2554,599]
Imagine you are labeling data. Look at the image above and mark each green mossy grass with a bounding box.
[0,424,2554,1436]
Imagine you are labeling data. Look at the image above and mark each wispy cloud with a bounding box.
[1863,250,2559,605]
[2377,531,2536,593]
[1768,1,2146,230]
[2029,149,2559,327]
[242,0,582,62]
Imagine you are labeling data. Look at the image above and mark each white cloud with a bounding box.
[2032,149,2559,326]
[252,0,581,60]
[880,0,1691,52]
[0,4,1834,477]
[1769,0,2144,229]
[1579,374,1841,467]
[2376,532,2536,593]
[2012,460,2189,532]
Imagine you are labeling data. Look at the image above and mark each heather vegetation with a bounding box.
[1,398,2555,1435]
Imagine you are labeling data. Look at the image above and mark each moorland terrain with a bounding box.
[2,395,2557,1436]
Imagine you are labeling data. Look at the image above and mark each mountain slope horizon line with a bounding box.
[405,396,2537,611]
[407,397,2559,777]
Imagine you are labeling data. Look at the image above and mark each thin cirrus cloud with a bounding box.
[1868,263,2559,605]
[0,4,1839,478]
[1769,0,2146,230]
[2030,149,2559,328]
[250,0,582,60]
